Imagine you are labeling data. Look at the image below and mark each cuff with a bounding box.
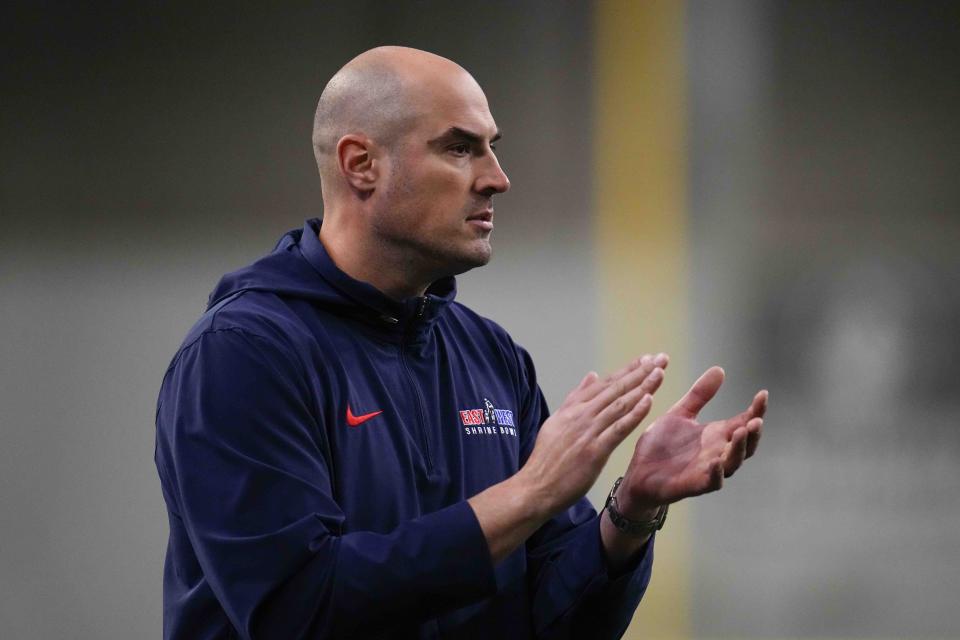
[334,500,499,618]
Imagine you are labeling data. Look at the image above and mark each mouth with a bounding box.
[467,209,493,222]
[466,209,494,231]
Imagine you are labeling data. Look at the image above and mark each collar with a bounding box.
[298,218,457,342]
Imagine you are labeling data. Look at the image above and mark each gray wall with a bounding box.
[1,3,596,637]
[687,1,960,636]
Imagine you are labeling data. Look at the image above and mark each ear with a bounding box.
[336,134,378,194]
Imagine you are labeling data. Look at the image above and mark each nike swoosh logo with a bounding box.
[346,405,383,427]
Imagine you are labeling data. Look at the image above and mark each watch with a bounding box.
[604,476,668,537]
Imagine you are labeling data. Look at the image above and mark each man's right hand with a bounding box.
[468,353,668,563]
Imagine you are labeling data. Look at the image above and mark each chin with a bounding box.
[442,242,492,276]
[468,239,493,267]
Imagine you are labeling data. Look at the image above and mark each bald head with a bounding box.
[311,47,509,295]
[312,46,479,197]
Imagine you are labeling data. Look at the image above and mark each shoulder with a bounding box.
[165,290,309,379]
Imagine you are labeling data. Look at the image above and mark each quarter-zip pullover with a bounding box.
[154,219,654,639]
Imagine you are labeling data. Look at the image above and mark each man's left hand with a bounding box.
[616,366,767,517]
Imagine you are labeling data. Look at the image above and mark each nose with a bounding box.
[475,153,510,195]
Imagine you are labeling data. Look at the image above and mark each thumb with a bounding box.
[669,366,725,419]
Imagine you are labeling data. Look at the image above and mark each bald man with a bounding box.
[155,46,767,640]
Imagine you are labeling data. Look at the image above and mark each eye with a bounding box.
[449,142,471,156]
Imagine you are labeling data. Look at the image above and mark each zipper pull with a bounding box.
[415,296,428,319]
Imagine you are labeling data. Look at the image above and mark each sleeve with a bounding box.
[513,345,655,639]
[154,328,496,639]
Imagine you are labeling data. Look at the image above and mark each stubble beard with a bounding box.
[377,169,493,280]
[375,212,493,280]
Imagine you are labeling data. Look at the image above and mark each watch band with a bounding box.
[604,476,668,537]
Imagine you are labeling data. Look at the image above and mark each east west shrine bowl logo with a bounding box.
[460,398,517,437]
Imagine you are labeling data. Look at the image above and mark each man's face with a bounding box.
[371,73,510,279]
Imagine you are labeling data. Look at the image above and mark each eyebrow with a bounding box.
[428,126,502,147]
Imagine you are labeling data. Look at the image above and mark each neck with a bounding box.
[318,212,432,300]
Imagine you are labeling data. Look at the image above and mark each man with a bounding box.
[155,46,767,639]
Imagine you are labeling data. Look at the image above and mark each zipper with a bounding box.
[399,296,433,473]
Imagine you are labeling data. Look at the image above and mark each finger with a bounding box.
[585,356,660,414]
[737,389,768,422]
[753,390,768,418]
[596,393,653,450]
[705,458,724,493]
[669,366,725,419]
[578,355,651,403]
[593,367,663,430]
[640,364,667,397]
[582,352,669,401]
[723,427,749,477]
[574,371,600,396]
[725,390,768,436]
[604,354,651,383]
[559,371,599,410]
[744,417,762,458]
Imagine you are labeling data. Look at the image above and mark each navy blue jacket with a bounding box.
[155,219,654,639]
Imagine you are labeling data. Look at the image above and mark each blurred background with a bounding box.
[2,1,958,638]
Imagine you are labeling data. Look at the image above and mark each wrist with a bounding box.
[604,476,669,539]
[508,468,554,524]
[468,470,555,565]
[614,485,662,521]
[600,501,652,574]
